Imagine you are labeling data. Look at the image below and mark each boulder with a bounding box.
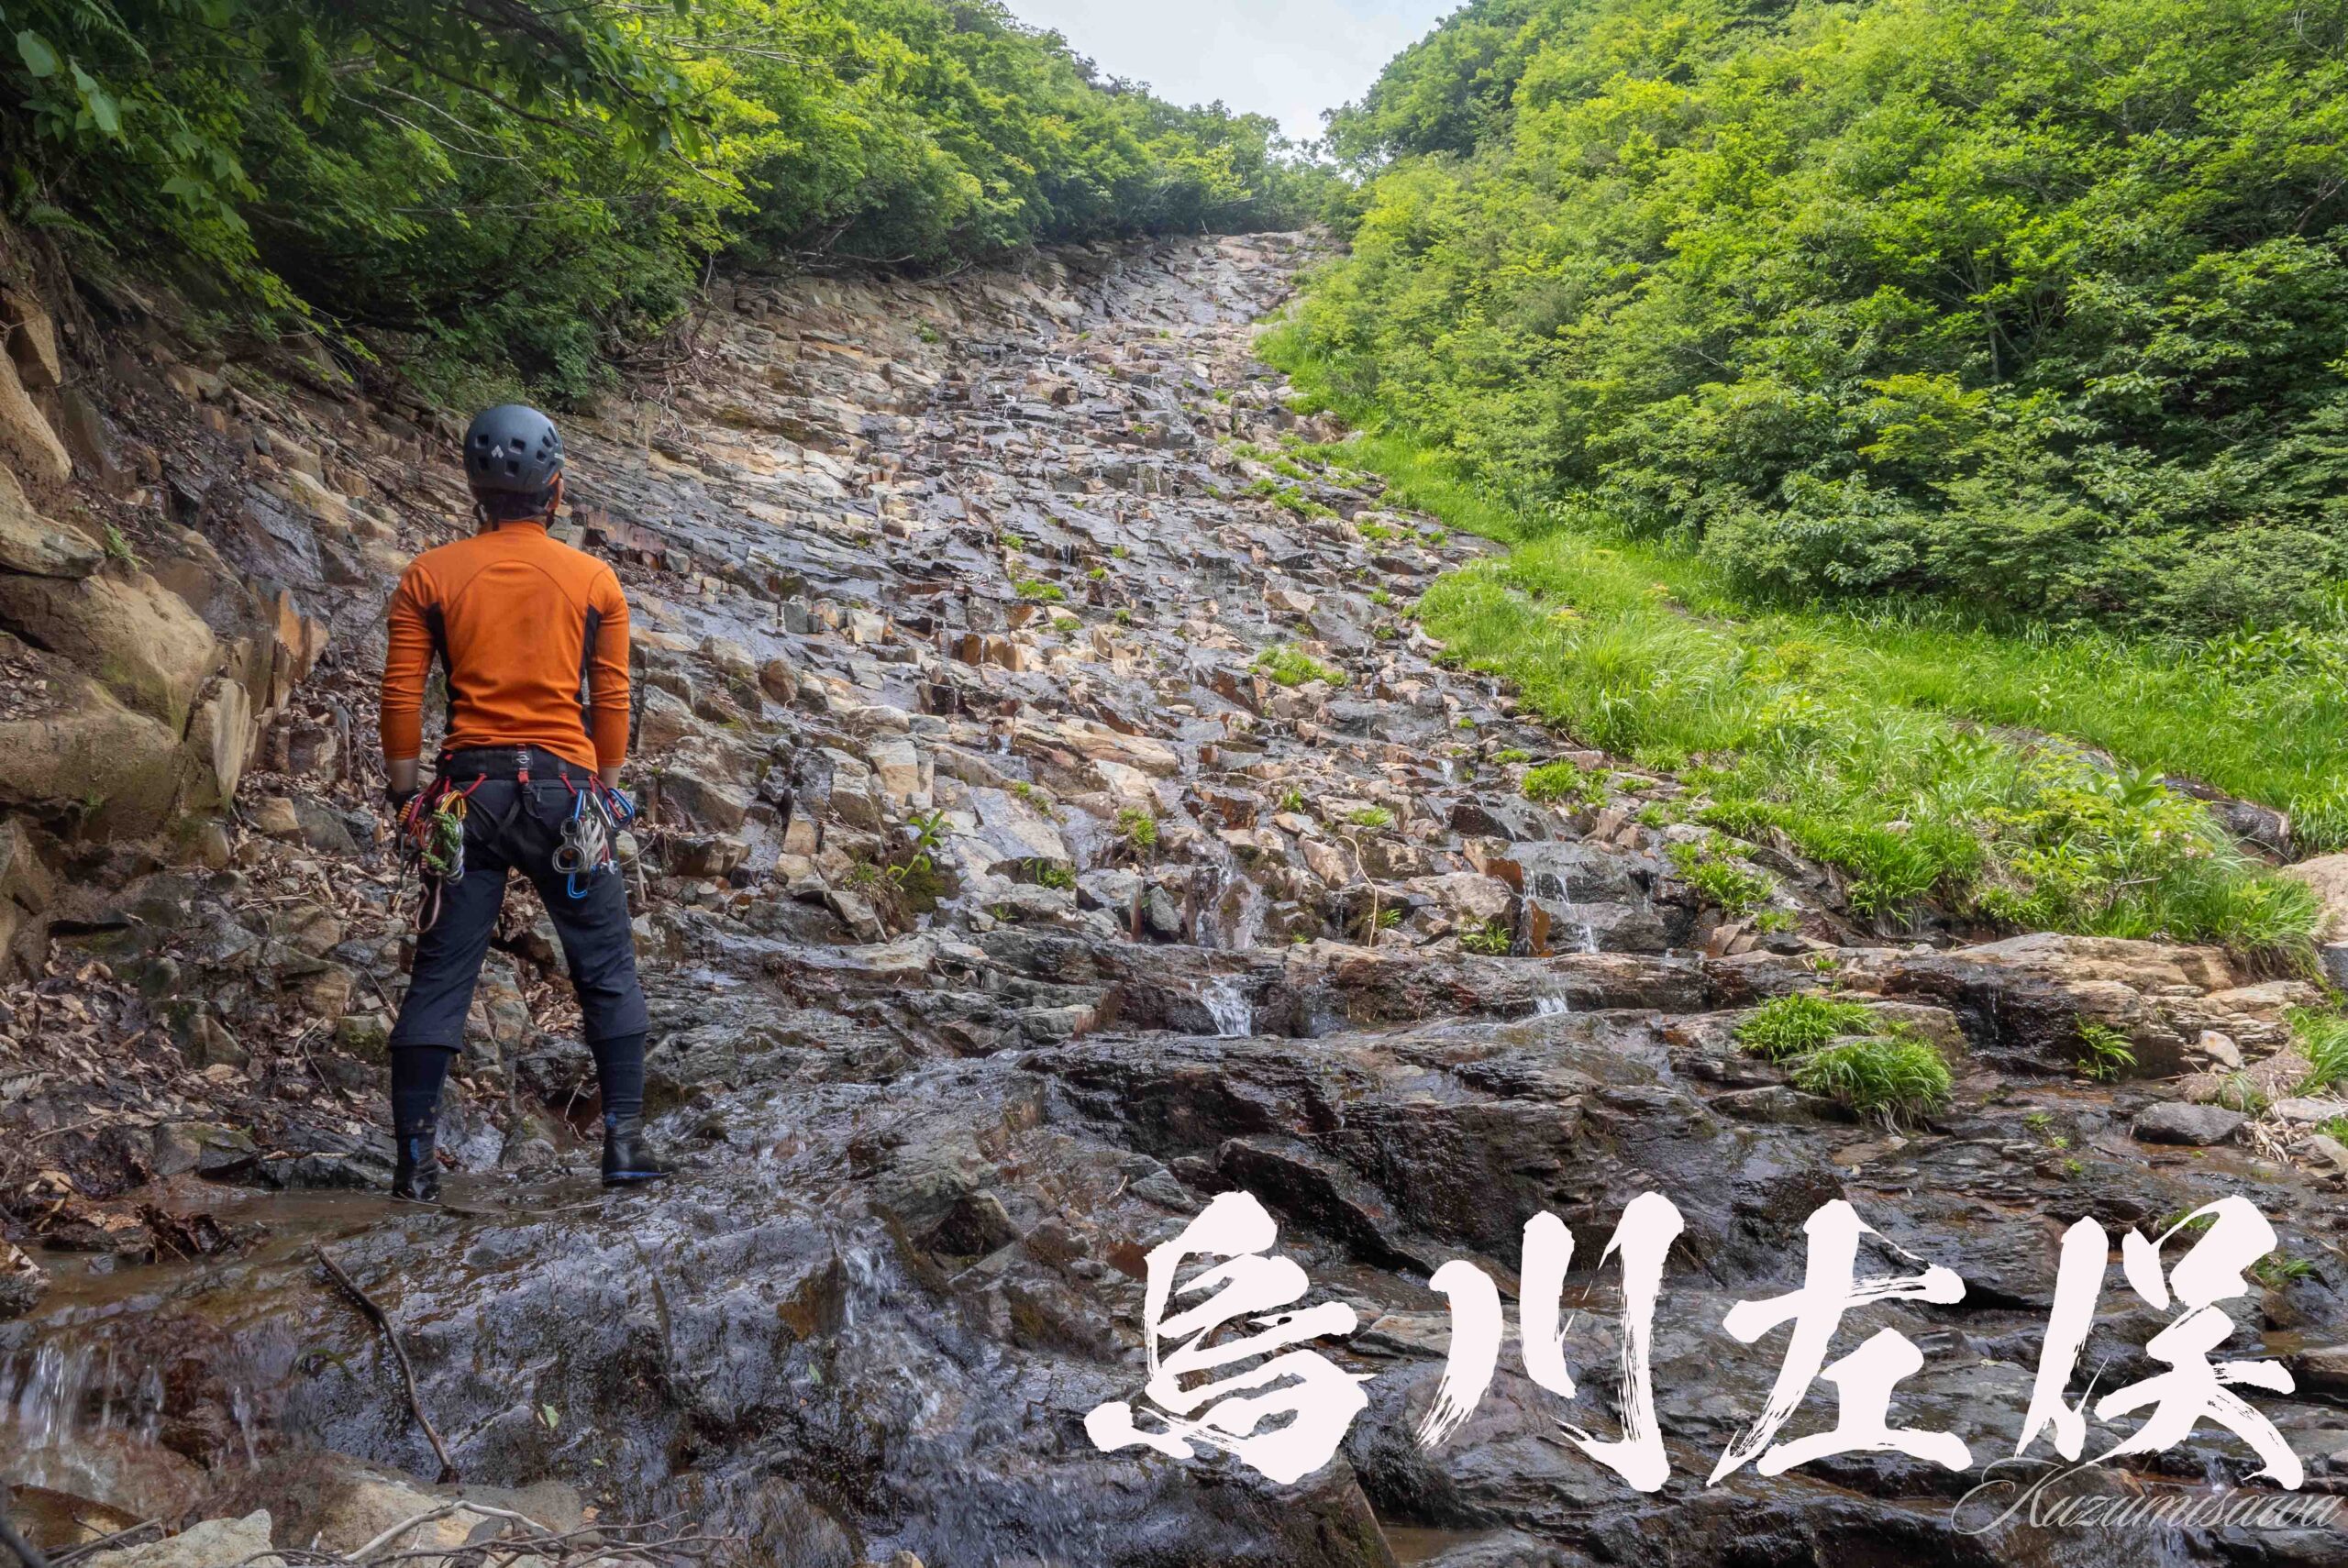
[1883,934,2235,1077]
[2282,853,2348,939]
[2282,854,2348,986]
[82,1512,280,1568]
[2131,1102,2246,1146]
[0,1237,47,1319]
[219,1454,586,1568]
[868,736,924,803]
[184,677,257,808]
[0,472,100,577]
[0,674,183,833]
[962,786,1069,867]
[0,345,70,484]
[659,762,753,834]
[759,653,800,705]
[5,291,61,390]
[0,568,217,723]
[635,685,700,752]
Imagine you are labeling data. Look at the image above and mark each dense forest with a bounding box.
[1292,0,2348,635]
[0,0,1329,405]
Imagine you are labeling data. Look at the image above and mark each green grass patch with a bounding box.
[1256,645,1346,689]
[2292,1008,2348,1094]
[1257,355,2322,957]
[1667,837,1777,918]
[1792,1035,1955,1128]
[1737,993,1881,1063]
[1522,760,1604,807]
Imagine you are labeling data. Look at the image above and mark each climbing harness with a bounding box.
[553,775,635,899]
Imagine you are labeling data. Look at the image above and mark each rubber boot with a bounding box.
[602,1115,669,1186]
[393,1121,442,1203]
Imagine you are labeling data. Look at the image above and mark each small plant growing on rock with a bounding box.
[2251,1254,2315,1290]
[2075,1021,2137,1082]
[1348,806,1393,830]
[1088,565,1108,580]
[1255,645,1345,689]
[1458,920,1513,955]
[1053,615,1081,635]
[2216,1071,2269,1115]
[1001,532,1025,552]
[103,523,141,568]
[2290,1007,2348,1092]
[1792,1034,1953,1128]
[1014,579,1066,602]
[1753,908,1799,934]
[1357,520,1397,542]
[1113,607,1133,625]
[1492,748,1531,766]
[1028,860,1076,890]
[1737,993,1878,1062]
[1278,788,1306,814]
[1667,839,1776,916]
[1522,761,1603,806]
[1369,587,1393,607]
[1117,807,1158,854]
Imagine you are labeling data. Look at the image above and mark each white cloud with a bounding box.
[1003,0,1457,145]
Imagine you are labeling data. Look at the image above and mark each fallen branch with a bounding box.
[48,1518,162,1566]
[247,1502,726,1565]
[313,1244,460,1485]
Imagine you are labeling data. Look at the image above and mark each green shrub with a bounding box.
[1737,994,1879,1063]
[5,0,1335,406]
[1792,1036,1954,1127]
[1301,0,2348,637]
[1347,806,1393,831]
[1014,580,1066,603]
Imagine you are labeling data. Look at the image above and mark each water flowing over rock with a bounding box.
[0,235,2344,1568]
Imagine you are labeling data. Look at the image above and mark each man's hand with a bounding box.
[387,756,421,820]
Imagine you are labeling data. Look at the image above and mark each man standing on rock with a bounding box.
[376,403,665,1200]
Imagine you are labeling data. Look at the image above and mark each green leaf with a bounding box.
[16,30,60,79]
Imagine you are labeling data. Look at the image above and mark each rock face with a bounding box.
[0,236,2342,1568]
[0,274,327,941]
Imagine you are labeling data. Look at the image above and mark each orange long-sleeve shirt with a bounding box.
[379,521,631,772]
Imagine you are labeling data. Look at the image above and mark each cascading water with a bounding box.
[1202,977,1254,1038]
[1192,834,1268,953]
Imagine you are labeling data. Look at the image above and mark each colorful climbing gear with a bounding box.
[552,776,635,899]
[396,778,484,933]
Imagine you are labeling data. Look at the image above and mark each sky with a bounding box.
[1003,1,1460,146]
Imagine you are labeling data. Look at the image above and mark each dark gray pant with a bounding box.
[389,776,648,1053]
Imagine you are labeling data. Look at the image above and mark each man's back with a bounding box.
[379,521,631,773]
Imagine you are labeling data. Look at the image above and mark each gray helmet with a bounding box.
[463,403,564,493]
